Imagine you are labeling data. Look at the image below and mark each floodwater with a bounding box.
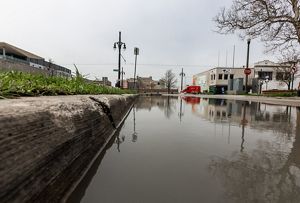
[68,96,300,203]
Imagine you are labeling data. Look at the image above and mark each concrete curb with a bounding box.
[0,94,137,203]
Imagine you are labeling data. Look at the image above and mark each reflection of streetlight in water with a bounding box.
[132,107,138,142]
[240,102,248,152]
[178,98,184,122]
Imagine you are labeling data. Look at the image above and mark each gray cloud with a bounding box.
[0,0,277,85]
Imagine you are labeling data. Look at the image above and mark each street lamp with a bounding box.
[245,38,251,93]
[121,67,125,89]
[113,31,126,87]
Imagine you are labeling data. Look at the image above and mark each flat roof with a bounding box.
[0,42,44,60]
[194,67,251,76]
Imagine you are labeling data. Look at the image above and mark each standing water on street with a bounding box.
[68,96,300,203]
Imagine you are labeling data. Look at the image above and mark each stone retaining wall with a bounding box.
[0,95,136,203]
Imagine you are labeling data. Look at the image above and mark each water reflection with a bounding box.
[72,96,300,203]
[66,122,125,203]
[209,111,300,202]
[132,106,138,142]
[135,96,177,119]
[183,98,296,137]
[177,96,300,201]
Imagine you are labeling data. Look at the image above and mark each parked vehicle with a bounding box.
[181,86,201,94]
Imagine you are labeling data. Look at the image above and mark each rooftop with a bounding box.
[0,42,44,60]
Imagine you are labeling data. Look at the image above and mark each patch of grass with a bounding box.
[265,92,297,97]
[0,71,133,98]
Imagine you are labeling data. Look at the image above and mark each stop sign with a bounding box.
[244,68,251,75]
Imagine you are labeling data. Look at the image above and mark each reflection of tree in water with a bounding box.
[209,108,300,203]
[162,96,177,119]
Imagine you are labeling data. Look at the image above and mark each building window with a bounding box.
[211,74,216,80]
[218,74,223,80]
[224,74,228,80]
[222,111,226,117]
[230,74,234,79]
[258,72,273,80]
[276,72,291,80]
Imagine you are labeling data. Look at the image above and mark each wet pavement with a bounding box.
[68,96,300,203]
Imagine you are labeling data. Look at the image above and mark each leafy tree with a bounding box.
[160,70,177,93]
[214,0,300,53]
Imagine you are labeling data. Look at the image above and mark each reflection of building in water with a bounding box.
[135,96,177,119]
[208,106,300,203]
[192,98,296,135]
[206,103,300,202]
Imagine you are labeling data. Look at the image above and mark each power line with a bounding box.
[61,63,216,67]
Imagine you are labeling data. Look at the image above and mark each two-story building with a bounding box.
[193,67,254,94]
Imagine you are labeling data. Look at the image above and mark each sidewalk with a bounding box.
[165,94,300,107]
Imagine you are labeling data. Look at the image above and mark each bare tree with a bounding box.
[275,65,293,89]
[214,0,300,52]
[160,70,177,94]
[277,48,300,89]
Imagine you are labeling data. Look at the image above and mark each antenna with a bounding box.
[232,45,235,68]
[226,50,228,68]
[218,51,220,67]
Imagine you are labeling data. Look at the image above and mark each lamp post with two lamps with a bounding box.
[113,31,126,87]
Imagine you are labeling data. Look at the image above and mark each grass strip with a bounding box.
[0,71,133,98]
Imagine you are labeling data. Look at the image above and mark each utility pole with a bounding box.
[121,67,125,89]
[113,31,126,87]
[179,68,185,92]
[133,47,139,89]
[245,39,251,93]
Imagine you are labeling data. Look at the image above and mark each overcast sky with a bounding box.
[0,0,277,85]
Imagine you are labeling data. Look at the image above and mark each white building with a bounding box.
[254,60,300,90]
[193,67,254,94]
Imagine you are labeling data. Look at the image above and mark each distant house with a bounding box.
[93,77,112,86]
[125,76,162,90]
[253,60,299,90]
[0,42,71,77]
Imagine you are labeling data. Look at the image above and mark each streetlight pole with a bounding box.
[113,31,126,87]
[121,67,125,89]
[179,68,185,92]
[245,39,251,93]
[133,47,139,90]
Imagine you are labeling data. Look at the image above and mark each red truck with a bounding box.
[181,86,201,94]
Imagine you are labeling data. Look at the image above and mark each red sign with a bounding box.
[244,68,251,75]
